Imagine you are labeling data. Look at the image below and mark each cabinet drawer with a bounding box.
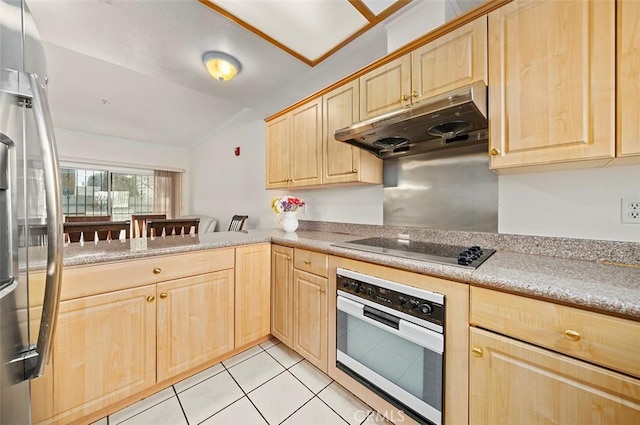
[294,249,328,278]
[470,286,640,378]
[58,248,235,300]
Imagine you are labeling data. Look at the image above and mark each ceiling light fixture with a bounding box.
[202,51,241,81]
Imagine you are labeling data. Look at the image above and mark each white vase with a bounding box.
[279,211,299,233]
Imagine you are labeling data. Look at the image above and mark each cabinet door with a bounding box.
[323,81,383,185]
[157,271,234,382]
[618,0,640,158]
[271,245,294,346]
[293,269,327,372]
[411,16,487,101]
[235,244,271,347]
[360,55,412,120]
[266,114,291,189]
[470,328,640,425]
[32,286,157,424]
[488,0,615,171]
[290,98,322,187]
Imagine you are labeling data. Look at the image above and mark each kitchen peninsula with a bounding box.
[30,225,640,425]
[56,226,640,319]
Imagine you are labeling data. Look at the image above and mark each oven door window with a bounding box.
[337,297,443,424]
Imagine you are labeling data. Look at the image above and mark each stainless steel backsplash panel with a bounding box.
[383,143,498,232]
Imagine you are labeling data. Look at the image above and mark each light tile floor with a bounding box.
[92,338,390,425]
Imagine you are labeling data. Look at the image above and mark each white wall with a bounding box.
[55,127,190,214]
[499,165,640,242]
[385,0,447,53]
[188,112,277,230]
[291,186,383,225]
[188,112,385,230]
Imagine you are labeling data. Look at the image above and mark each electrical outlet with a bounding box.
[621,197,640,224]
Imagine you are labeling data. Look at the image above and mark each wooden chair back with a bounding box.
[147,218,199,237]
[64,220,130,243]
[228,215,248,231]
[131,214,167,237]
[65,215,111,223]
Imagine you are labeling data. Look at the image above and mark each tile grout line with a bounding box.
[263,347,304,371]
[276,395,317,425]
[172,385,191,425]
[265,341,360,424]
[262,343,352,425]
[176,345,272,425]
[220,361,271,425]
[107,387,175,425]
[284,360,334,399]
[170,343,271,423]
[315,393,354,425]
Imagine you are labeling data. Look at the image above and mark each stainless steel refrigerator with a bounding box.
[1,0,63,423]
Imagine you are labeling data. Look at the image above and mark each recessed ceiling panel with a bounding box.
[361,0,399,15]
[211,0,368,61]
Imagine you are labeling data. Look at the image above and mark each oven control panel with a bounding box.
[337,274,444,327]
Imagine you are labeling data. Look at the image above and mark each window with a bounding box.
[61,166,180,220]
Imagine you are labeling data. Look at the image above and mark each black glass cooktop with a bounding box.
[332,237,495,269]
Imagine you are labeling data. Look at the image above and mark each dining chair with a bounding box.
[63,220,130,243]
[131,214,167,237]
[65,215,111,222]
[228,215,248,231]
[147,218,200,237]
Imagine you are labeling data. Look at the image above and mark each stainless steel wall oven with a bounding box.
[336,268,445,425]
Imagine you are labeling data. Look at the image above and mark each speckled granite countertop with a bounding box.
[57,229,640,320]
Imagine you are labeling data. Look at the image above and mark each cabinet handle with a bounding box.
[146,295,155,302]
[352,168,357,173]
[153,268,162,274]
[320,288,326,293]
[490,148,501,156]
[564,329,581,341]
[471,347,483,358]
[401,94,409,101]
[411,90,418,98]
[160,292,168,299]
[304,260,311,265]
[286,256,291,261]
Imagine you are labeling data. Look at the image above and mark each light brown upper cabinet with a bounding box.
[359,55,412,120]
[266,99,322,189]
[323,80,382,185]
[411,16,487,101]
[617,0,640,161]
[360,16,487,120]
[488,0,615,172]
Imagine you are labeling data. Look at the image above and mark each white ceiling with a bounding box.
[27,0,482,150]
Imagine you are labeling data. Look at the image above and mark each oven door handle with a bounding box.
[337,295,443,353]
[363,305,400,330]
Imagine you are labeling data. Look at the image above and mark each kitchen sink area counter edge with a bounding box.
[55,227,640,320]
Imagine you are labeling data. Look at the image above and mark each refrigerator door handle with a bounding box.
[25,73,63,380]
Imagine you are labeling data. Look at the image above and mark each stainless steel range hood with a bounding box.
[334,81,488,159]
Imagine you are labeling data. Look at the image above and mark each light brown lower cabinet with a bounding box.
[292,269,327,371]
[31,285,157,425]
[270,246,328,372]
[271,245,294,346]
[470,327,640,425]
[31,245,270,425]
[235,244,272,347]
[157,270,235,382]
